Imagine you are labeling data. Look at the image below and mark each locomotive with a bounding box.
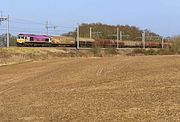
[16,34,172,48]
[17,34,51,47]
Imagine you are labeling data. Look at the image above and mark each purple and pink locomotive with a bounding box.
[17,34,51,46]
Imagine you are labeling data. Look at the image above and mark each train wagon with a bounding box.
[77,38,95,47]
[94,39,124,48]
[145,42,161,48]
[17,34,51,46]
[51,36,75,47]
[123,41,142,48]
[94,39,143,48]
[52,36,95,47]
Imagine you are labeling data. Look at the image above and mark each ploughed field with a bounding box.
[0,56,180,121]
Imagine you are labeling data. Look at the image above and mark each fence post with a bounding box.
[120,31,122,41]
[142,31,146,48]
[76,25,80,49]
[117,27,119,49]
[90,27,92,39]
[161,37,164,48]
[7,15,9,48]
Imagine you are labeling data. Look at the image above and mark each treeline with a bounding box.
[63,23,160,41]
[0,34,17,47]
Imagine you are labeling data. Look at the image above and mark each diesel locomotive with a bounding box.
[17,34,52,47]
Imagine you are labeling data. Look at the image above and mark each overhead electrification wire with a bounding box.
[1,17,77,36]
[11,17,46,25]
[11,17,76,28]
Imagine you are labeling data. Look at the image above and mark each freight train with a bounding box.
[16,34,172,48]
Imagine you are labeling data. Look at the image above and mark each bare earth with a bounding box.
[0,56,180,122]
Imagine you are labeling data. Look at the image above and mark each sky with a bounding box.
[0,0,180,36]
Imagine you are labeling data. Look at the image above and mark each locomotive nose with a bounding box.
[17,39,25,43]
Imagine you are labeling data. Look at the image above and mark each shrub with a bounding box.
[104,48,118,55]
[170,37,180,54]
[90,47,101,56]
[129,49,158,55]
[145,49,158,55]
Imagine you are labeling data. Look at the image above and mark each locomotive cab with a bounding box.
[17,34,26,44]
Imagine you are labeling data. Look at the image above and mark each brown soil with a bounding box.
[0,56,180,122]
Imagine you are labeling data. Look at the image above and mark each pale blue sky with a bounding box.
[1,0,180,36]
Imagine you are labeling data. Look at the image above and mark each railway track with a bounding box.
[9,46,161,50]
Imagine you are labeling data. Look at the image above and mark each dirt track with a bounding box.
[0,56,180,122]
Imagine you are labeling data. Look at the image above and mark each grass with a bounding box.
[128,48,177,56]
[0,48,68,65]
[128,39,180,56]
[170,36,180,53]
[0,47,103,65]
[1,42,180,66]
[104,48,118,55]
[89,47,101,56]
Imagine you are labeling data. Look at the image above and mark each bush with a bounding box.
[170,37,180,54]
[90,47,101,56]
[129,49,159,55]
[129,47,180,56]
[104,48,118,55]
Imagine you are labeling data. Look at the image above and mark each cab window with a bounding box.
[18,35,24,39]
[30,37,34,41]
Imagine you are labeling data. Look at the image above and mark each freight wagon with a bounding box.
[51,36,95,47]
